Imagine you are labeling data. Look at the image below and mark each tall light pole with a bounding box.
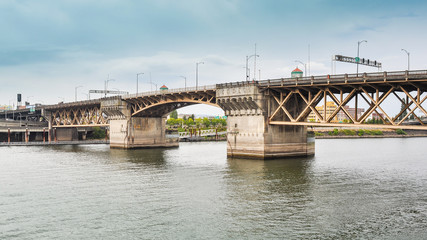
[136,73,144,95]
[196,62,204,90]
[401,49,410,70]
[149,82,157,92]
[105,78,115,97]
[357,40,367,76]
[75,85,83,101]
[245,54,259,81]
[179,76,187,90]
[81,93,89,100]
[295,60,307,77]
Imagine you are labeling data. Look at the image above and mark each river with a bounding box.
[1,138,426,239]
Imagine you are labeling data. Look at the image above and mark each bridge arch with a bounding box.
[122,89,221,117]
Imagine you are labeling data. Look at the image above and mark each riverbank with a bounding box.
[314,128,427,139]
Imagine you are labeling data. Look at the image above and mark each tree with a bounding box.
[203,117,210,127]
[170,110,178,119]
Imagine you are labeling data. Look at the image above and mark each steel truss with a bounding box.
[268,84,427,130]
[50,105,108,127]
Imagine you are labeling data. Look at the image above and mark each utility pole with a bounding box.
[136,73,144,95]
[75,85,83,101]
[253,43,258,80]
[196,62,204,90]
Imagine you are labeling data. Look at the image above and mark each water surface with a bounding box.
[1,138,426,239]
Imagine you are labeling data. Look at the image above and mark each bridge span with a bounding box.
[3,70,427,159]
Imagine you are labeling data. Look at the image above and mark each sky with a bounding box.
[1,0,427,116]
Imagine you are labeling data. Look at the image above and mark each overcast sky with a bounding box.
[1,0,427,115]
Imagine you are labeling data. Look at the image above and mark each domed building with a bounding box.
[291,67,303,78]
[160,85,168,93]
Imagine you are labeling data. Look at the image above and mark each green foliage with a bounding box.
[166,116,227,130]
[328,128,339,136]
[314,132,324,136]
[90,126,106,139]
[170,110,178,119]
[342,129,356,135]
[396,129,407,135]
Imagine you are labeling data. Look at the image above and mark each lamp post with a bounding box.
[105,78,115,97]
[246,54,259,81]
[401,49,410,70]
[81,93,89,100]
[149,82,157,92]
[179,76,187,90]
[75,85,83,101]
[357,40,367,76]
[295,60,307,77]
[136,72,144,95]
[196,62,204,90]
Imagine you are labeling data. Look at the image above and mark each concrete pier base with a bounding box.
[217,83,315,159]
[226,115,314,159]
[109,117,178,149]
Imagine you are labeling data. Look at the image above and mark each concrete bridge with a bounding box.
[2,69,427,159]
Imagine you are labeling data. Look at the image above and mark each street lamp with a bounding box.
[295,60,307,77]
[246,54,259,81]
[105,78,115,97]
[81,93,89,100]
[75,85,83,101]
[149,82,158,92]
[357,40,367,76]
[136,72,144,95]
[179,76,187,90]
[401,49,410,70]
[196,62,204,90]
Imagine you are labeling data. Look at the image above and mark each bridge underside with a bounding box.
[124,90,217,117]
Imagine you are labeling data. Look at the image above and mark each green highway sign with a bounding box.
[334,55,381,68]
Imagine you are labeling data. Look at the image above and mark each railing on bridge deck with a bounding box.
[178,129,227,139]
[257,70,427,87]
[123,85,217,99]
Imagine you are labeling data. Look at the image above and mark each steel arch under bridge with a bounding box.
[122,86,218,117]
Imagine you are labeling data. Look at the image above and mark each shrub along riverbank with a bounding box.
[314,128,427,138]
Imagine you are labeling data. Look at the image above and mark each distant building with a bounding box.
[291,67,303,78]
[160,85,168,93]
[337,106,365,122]
[308,101,339,122]
[370,112,384,120]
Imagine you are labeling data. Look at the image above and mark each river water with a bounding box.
[1,138,426,239]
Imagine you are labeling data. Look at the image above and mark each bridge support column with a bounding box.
[217,83,315,159]
[226,115,314,159]
[55,128,78,141]
[109,117,178,149]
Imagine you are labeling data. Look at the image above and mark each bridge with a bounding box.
[1,70,427,159]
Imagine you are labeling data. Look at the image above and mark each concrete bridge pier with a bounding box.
[217,83,314,159]
[105,98,178,149]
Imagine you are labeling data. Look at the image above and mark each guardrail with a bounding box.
[123,85,217,99]
[178,129,227,138]
[256,70,427,87]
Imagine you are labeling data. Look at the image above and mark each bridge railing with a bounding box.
[257,70,427,87]
[123,85,217,99]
